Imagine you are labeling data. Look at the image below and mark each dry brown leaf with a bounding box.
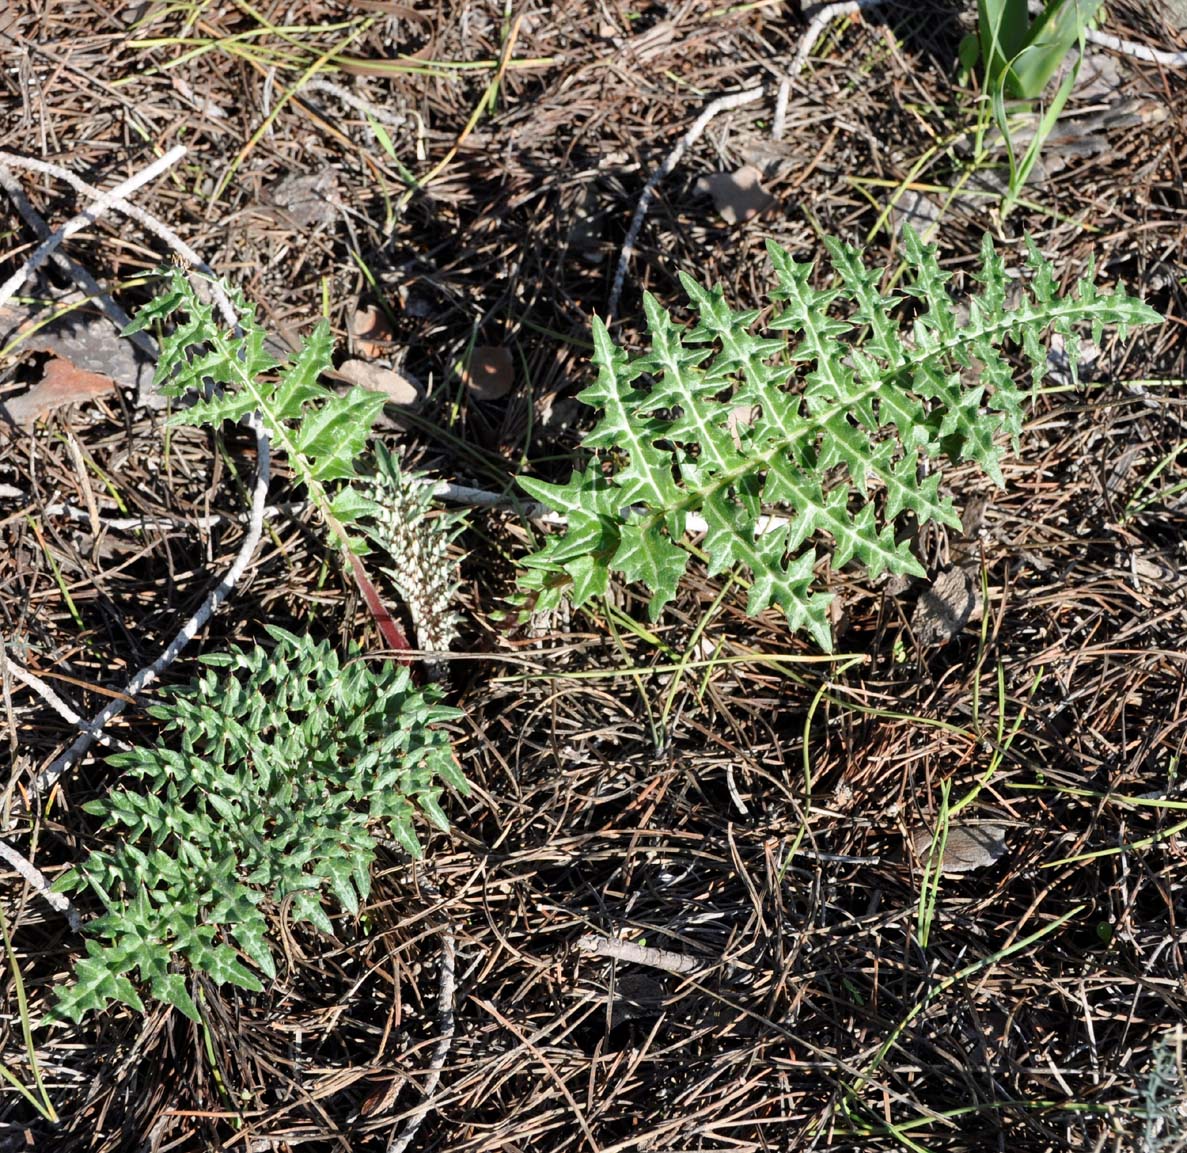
[464,346,514,401]
[266,170,340,228]
[727,403,759,449]
[0,299,156,406]
[911,567,981,647]
[334,359,423,406]
[348,303,393,360]
[2,356,117,431]
[910,823,1010,875]
[888,188,943,239]
[695,165,776,225]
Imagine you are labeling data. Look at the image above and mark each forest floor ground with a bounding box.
[2,1,1187,1150]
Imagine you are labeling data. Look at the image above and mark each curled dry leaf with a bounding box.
[266,170,340,229]
[1,356,117,432]
[910,823,1010,875]
[727,403,759,450]
[348,303,393,360]
[911,567,982,647]
[695,164,776,225]
[464,346,514,401]
[334,358,422,406]
[889,188,943,240]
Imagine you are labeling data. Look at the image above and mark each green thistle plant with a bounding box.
[47,276,473,1026]
[52,627,465,1025]
[518,229,1159,649]
[125,268,388,546]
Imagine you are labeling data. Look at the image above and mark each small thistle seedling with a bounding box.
[52,628,465,1024]
[518,228,1159,648]
[127,269,468,664]
[125,270,386,553]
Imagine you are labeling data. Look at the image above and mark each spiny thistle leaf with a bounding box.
[125,269,386,537]
[518,229,1160,649]
[51,628,465,1024]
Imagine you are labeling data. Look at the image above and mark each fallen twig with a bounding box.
[388,878,457,1153]
[0,152,272,799]
[576,932,705,976]
[1,657,130,756]
[0,838,80,931]
[0,149,238,326]
[608,85,763,322]
[0,146,187,312]
[0,165,158,364]
[31,420,270,799]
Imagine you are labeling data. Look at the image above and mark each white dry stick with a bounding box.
[31,421,271,799]
[303,78,409,130]
[1020,0,1187,67]
[1082,25,1187,66]
[0,150,239,327]
[31,479,785,539]
[608,0,888,317]
[43,500,289,534]
[2,656,130,754]
[0,146,187,311]
[0,152,272,797]
[388,886,457,1153]
[0,165,158,363]
[773,0,892,142]
[0,838,80,931]
[576,933,705,976]
[608,85,763,322]
[429,480,791,537]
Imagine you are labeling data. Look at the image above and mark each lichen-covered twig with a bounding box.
[1023,0,1187,67]
[0,147,187,311]
[608,1,895,319]
[388,878,457,1153]
[0,149,238,325]
[576,933,705,976]
[0,164,157,363]
[32,426,271,799]
[772,0,891,141]
[1,656,130,756]
[1081,24,1187,66]
[0,838,80,931]
[608,85,762,322]
[0,152,272,798]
